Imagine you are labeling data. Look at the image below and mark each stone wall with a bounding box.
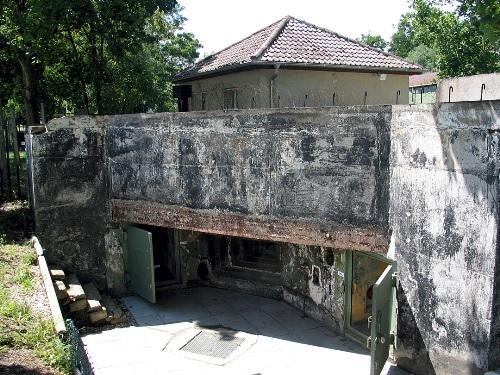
[390,102,500,374]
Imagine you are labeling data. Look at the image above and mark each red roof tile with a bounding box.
[174,16,422,82]
[409,72,438,87]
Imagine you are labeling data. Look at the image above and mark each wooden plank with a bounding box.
[31,236,66,334]
[112,199,390,253]
[49,267,65,281]
[82,283,102,312]
[69,298,88,312]
[88,308,107,324]
[102,295,126,324]
[53,281,68,300]
[66,274,86,301]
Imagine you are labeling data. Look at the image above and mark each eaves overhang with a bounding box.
[173,61,425,84]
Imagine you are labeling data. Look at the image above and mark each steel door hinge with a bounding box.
[392,272,398,287]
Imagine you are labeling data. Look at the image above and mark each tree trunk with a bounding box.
[66,30,90,114]
[18,56,39,127]
[91,33,102,114]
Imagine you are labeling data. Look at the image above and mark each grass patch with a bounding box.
[0,297,71,374]
[0,200,71,374]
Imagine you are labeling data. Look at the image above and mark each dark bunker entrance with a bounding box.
[124,224,396,375]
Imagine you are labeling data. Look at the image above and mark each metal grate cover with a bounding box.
[180,331,245,359]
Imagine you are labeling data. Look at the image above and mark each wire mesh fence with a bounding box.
[64,319,94,375]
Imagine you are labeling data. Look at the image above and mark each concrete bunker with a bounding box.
[28,103,500,375]
[121,218,396,362]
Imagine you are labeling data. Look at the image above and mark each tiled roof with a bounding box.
[174,16,422,82]
[409,72,438,87]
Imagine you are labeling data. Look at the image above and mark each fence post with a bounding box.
[0,109,5,199]
[9,112,21,198]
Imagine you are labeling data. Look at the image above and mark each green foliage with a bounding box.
[406,44,437,70]
[0,0,200,121]
[358,34,388,51]
[389,14,416,58]
[389,0,500,77]
[459,0,500,45]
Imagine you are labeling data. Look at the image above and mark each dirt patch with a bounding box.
[0,348,62,375]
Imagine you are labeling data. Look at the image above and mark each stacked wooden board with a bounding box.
[49,267,127,326]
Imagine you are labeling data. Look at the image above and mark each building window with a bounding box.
[224,88,237,109]
[201,92,207,110]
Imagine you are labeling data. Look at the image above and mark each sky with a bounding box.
[178,0,411,56]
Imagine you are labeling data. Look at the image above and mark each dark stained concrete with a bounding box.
[29,102,500,375]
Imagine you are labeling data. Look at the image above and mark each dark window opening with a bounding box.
[224,89,237,109]
[173,85,192,112]
[324,248,335,266]
[312,266,320,285]
[201,92,207,110]
[229,238,280,273]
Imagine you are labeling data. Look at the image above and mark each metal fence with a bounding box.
[64,319,94,375]
[0,112,23,201]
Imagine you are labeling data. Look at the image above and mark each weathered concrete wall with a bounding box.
[108,107,392,252]
[30,102,500,374]
[281,245,346,330]
[390,102,500,374]
[187,69,409,110]
[30,118,109,288]
[437,72,500,103]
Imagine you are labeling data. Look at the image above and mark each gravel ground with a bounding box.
[7,261,52,320]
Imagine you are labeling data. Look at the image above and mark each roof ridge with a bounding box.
[251,15,291,61]
[191,17,286,67]
[285,16,422,70]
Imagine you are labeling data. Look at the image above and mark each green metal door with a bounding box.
[126,225,156,303]
[370,264,396,375]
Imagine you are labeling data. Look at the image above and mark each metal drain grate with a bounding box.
[180,331,245,359]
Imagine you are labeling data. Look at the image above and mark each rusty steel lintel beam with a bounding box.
[111,199,390,253]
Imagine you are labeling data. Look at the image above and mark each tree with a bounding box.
[389,14,416,58]
[466,1,500,44]
[0,0,200,124]
[359,34,388,51]
[389,0,500,77]
[406,44,437,70]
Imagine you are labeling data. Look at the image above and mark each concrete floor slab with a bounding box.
[82,287,410,375]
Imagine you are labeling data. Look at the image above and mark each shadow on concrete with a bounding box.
[395,284,436,375]
[123,287,369,356]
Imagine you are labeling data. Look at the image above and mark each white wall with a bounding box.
[186,69,410,111]
[436,73,500,103]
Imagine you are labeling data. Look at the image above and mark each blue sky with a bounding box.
[178,0,411,56]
